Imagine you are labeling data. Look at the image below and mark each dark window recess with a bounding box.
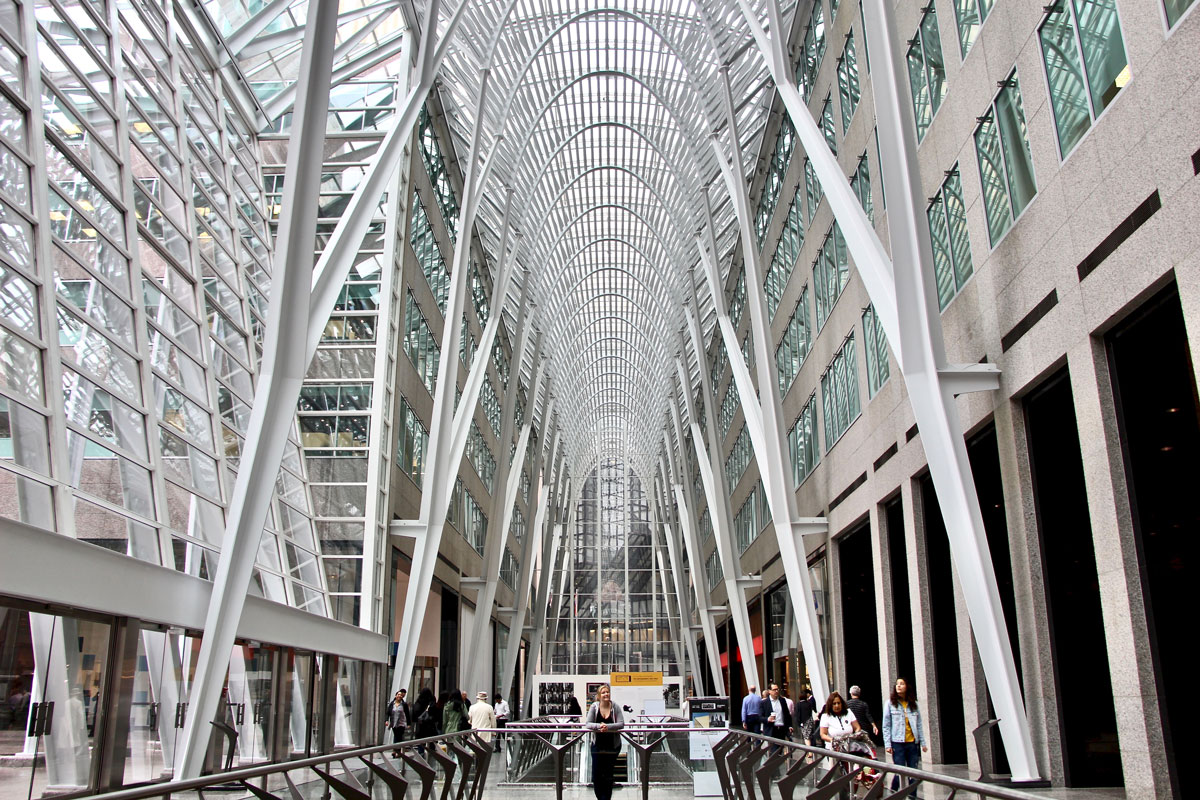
[966,424,1023,776]
[439,589,459,696]
[885,496,916,683]
[839,523,883,742]
[829,472,868,511]
[919,476,968,764]
[1024,370,1123,787]
[1076,190,1162,281]
[1106,283,1196,800]
[873,442,898,471]
[1000,290,1058,352]
[1192,146,1200,175]
[905,424,919,442]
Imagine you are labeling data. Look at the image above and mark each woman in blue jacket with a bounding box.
[882,678,928,790]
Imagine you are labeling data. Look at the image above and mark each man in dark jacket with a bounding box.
[763,683,793,751]
[846,685,879,740]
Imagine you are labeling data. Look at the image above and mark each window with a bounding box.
[403,292,440,395]
[448,479,488,555]
[1039,0,1128,157]
[459,317,477,365]
[511,505,526,545]
[820,334,860,448]
[499,547,518,589]
[417,105,460,241]
[907,5,947,141]
[766,183,804,318]
[862,304,890,396]
[729,270,747,328]
[724,425,752,492]
[927,166,973,308]
[699,507,713,544]
[820,95,838,154]
[850,153,873,223]
[974,72,1037,244]
[705,548,722,590]
[469,261,490,324]
[711,338,728,397]
[813,224,849,330]
[465,420,496,491]
[480,378,502,437]
[754,119,796,247]
[397,396,427,487]
[1165,0,1196,25]
[837,34,861,131]
[409,193,450,312]
[719,383,740,439]
[735,481,766,553]
[775,287,811,395]
[952,0,994,57]
[788,394,820,486]
[797,1,827,101]
[804,158,823,224]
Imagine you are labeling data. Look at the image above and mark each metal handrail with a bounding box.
[498,725,1049,800]
[77,723,1049,800]
[79,728,491,800]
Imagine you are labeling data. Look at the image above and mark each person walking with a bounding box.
[493,694,510,751]
[763,683,793,752]
[793,686,818,746]
[584,684,625,800]
[386,689,410,756]
[443,688,467,737]
[846,685,879,740]
[469,691,497,743]
[413,687,438,757]
[882,678,927,791]
[741,686,761,732]
[818,691,860,747]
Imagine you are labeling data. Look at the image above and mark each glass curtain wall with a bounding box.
[545,458,680,675]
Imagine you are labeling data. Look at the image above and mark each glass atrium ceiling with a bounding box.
[211,0,793,483]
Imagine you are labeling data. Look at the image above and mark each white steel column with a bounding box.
[304,0,476,363]
[176,0,339,776]
[459,292,534,683]
[653,465,694,675]
[731,0,1036,777]
[666,393,724,694]
[701,69,831,704]
[464,338,546,691]
[511,429,564,707]
[859,0,1037,777]
[503,477,552,704]
[674,351,759,694]
[390,70,512,697]
[649,471,691,683]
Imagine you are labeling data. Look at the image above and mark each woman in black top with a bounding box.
[413,687,439,755]
[584,684,625,800]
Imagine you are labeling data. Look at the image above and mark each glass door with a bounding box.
[225,644,276,765]
[0,605,112,800]
[122,625,195,784]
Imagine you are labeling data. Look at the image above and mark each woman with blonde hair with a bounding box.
[584,684,625,800]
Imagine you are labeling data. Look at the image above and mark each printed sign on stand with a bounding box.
[688,696,730,796]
